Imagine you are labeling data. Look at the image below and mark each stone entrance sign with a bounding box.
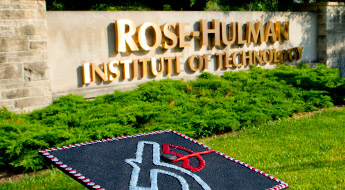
[0,1,344,112]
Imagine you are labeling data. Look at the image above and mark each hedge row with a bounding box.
[1,64,345,172]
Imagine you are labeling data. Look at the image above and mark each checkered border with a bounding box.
[39,130,289,190]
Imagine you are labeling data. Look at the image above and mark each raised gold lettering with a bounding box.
[91,62,108,82]
[165,57,174,75]
[161,23,178,49]
[200,19,221,47]
[253,51,263,65]
[121,60,132,79]
[288,48,298,61]
[246,22,264,44]
[138,22,162,51]
[177,23,190,48]
[215,53,224,69]
[108,61,120,81]
[264,21,277,42]
[132,59,139,79]
[82,63,91,84]
[139,58,150,77]
[261,49,273,63]
[272,49,279,63]
[242,51,253,66]
[224,52,233,68]
[237,22,247,45]
[276,21,289,41]
[277,50,288,63]
[221,22,236,45]
[175,56,184,73]
[188,55,203,72]
[232,52,243,67]
[203,54,211,70]
[115,19,139,52]
[150,57,164,76]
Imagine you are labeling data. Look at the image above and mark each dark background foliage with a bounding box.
[45,0,345,11]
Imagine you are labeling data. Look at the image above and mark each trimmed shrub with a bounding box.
[1,65,344,172]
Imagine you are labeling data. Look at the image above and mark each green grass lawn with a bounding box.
[201,107,345,189]
[1,107,344,190]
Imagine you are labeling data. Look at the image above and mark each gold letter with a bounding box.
[150,57,164,76]
[158,57,164,75]
[177,23,190,48]
[215,53,224,69]
[261,49,273,63]
[175,56,184,74]
[108,61,120,81]
[115,19,139,52]
[165,57,174,75]
[288,48,298,61]
[150,57,158,76]
[138,22,162,51]
[264,21,277,42]
[200,19,221,47]
[246,22,264,44]
[232,52,243,67]
[221,22,236,45]
[276,21,289,41]
[161,23,178,49]
[91,62,108,82]
[82,63,91,84]
[272,49,279,63]
[224,52,233,68]
[132,59,139,79]
[203,54,211,70]
[121,60,132,79]
[253,51,263,65]
[139,58,150,78]
[277,50,288,63]
[236,22,247,45]
[242,51,253,66]
[188,55,203,72]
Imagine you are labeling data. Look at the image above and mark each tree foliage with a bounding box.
[46,0,206,11]
[46,0,345,11]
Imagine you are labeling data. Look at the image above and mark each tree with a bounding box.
[45,0,345,11]
[45,0,207,11]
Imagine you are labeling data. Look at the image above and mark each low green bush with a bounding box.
[1,64,344,172]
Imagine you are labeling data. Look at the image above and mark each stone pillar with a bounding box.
[294,2,345,74]
[323,2,345,70]
[0,0,52,112]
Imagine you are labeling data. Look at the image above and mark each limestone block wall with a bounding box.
[326,3,345,69]
[295,2,345,68]
[0,0,52,112]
